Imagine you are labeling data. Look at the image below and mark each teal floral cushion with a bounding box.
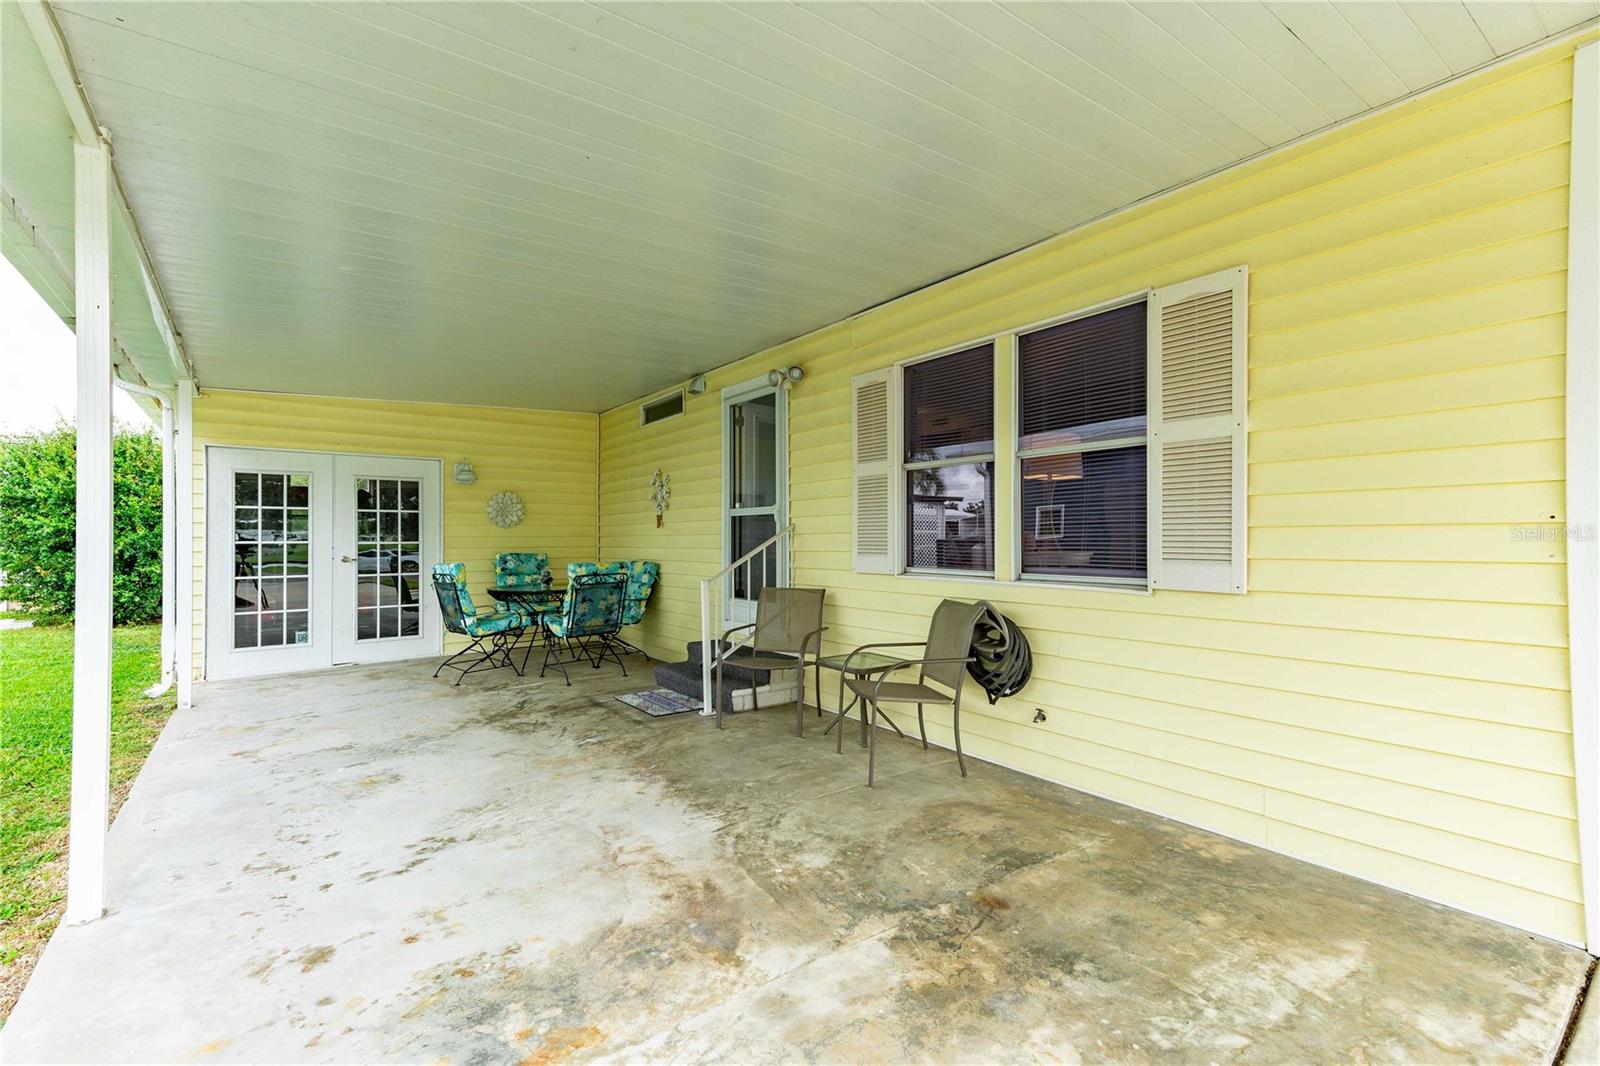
[432,561,525,638]
[619,560,659,625]
[495,552,550,588]
[463,608,525,637]
[548,572,625,638]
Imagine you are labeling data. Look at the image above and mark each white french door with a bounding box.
[205,448,442,680]
[722,378,787,625]
[331,455,441,665]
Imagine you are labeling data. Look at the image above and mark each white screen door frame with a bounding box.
[721,376,787,626]
[205,447,442,680]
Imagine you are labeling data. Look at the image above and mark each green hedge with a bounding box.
[0,423,164,624]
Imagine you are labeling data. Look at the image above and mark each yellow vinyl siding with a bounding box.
[599,50,1586,941]
[190,390,597,664]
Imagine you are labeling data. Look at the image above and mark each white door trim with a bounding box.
[1565,39,1600,953]
[720,375,788,624]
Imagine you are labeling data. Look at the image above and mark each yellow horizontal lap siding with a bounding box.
[600,50,1587,942]
[191,390,598,662]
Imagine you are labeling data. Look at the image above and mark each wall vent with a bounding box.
[640,390,685,427]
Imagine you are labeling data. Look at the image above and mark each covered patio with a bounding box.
[5,664,1590,1062]
[7,0,1600,1058]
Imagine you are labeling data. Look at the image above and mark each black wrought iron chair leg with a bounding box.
[433,642,476,678]
[917,703,928,750]
[540,637,571,685]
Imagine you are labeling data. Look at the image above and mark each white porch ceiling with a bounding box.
[16,1,1600,411]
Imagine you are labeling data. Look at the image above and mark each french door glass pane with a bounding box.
[355,476,422,641]
[906,461,995,572]
[233,472,312,650]
[1021,446,1147,579]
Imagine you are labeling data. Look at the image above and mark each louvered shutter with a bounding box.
[1148,267,1248,594]
[852,369,895,573]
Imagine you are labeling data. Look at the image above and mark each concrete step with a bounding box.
[655,644,773,712]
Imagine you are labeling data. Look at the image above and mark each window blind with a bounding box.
[903,343,994,461]
[1019,302,1146,450]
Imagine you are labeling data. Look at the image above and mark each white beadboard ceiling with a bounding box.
[8,1,1599,412]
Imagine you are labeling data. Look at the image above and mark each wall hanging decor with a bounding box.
[486,491,524,529]
[650,468,671,528]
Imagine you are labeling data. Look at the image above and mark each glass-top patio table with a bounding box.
[485,586,565,639]
[816,650,908,748]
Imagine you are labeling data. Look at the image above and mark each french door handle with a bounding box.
[340,554,357,563]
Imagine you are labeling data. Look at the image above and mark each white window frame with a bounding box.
[1012,291,1152,591]
[898,339,1000,579]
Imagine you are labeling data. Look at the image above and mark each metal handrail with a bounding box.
[698,522,795,715]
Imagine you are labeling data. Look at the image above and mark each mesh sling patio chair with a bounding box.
[431,563,531,685]
[540,571,629,685]
[838,598,987,787]
[714,587,826,736]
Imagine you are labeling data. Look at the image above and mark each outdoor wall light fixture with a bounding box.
[453,459,477,484]
[767,365,805,389]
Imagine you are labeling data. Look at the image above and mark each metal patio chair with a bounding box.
[838,598,986,787]
[540,571,629,684]
[431,563,530,685]
[714,586,826,735]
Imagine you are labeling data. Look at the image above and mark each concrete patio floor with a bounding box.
[5,656,1592,1064]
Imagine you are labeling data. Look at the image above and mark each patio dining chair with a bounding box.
[494,551,550,589]
[430,562,530,685]
[714,587,826,736]
[838,598,987,787]
[540,571,629,685]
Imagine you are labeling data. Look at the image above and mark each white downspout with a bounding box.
[112,376,175,695]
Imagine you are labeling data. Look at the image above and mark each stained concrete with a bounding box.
[4,658,1590,1064]
[1568,982,1600,1066]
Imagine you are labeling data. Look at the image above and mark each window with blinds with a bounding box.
[903,344,995,573]
[1017,301,1148,581]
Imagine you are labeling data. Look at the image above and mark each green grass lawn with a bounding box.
[0,622,175,1022]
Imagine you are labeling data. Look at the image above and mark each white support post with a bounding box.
[175,381,196,709]
[1567,40,1600,954]
[158,398,175,688]
[66,138,113,926]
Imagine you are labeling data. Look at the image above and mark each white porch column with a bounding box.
[175,381,195,710]
[66,138,113,925]
[158,396,175,688]
[1567,40,1600,953]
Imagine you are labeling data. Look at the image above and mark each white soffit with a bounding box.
[30,0,1600,411]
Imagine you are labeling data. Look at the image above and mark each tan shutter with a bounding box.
[852,368,895,574]
[1149,266,1248,594]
